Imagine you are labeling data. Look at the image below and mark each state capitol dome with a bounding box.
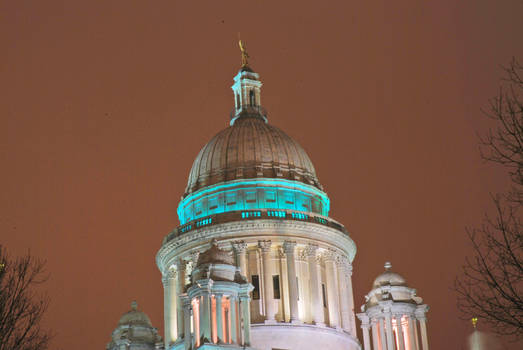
[184,114,322,196]
[176,63,331,226]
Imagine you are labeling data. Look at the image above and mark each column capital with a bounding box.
[336,255,352,275]
[415,304,429,320]
[258,240,272,253]
[296,250,307,262]
[232,240,248,253]
[323,249,338,263]
[304,243,319,257]
[189,250,200,264]
[283,241,297,254]
[162,267,178,285]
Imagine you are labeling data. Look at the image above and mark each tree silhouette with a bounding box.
[455,59,522,339]
[0,246,51,350]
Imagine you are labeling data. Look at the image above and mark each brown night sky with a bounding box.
[1,1,522,349]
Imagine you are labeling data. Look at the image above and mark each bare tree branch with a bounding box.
[455,59,523,340]
[0,246,52,350]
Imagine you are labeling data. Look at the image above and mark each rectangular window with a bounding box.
[322,283,327,307]
[273,275,281,299]
[251,275,260,300]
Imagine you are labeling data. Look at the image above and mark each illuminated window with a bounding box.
[273,275,281,299]
[251,275,260,300]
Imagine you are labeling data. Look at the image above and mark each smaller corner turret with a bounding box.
[106,301,164,350]
[175,240,255,350]
[357,262,430,350]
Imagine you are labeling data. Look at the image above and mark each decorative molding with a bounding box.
[156,219,357,271]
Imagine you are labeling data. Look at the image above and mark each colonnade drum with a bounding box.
[158,225,360,350]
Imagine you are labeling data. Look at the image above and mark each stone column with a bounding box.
[324,250,340,328]
[230,296,238,344]
[198,280,213,343]
[362,324,372,350]
[232,241,248,277]
[215,294,224,343]
[408,315,418,350]
[175,259,187,339]
[305,244,324,326]
[385,310,395,350]
[417,314,429,350]
[379,318,387,350]
[283,241,300,323]
[336,256,354,334]
[395,315,405,350]
[182,298,191,350]
[413,316,420,350]
[162,268,177,347]
[371,320,380,350]
[258,240,275,322]
[240,295,252,345]
[359,314,371,350]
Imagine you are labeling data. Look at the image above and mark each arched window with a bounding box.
[236,93,240,109]
[249,90,255,106]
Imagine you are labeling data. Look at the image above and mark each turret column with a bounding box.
[416,307,429,350]
[215,294,224,343]
[240,295,252,346]
[359,315,372,350]
[230,296,238,344]
[385,310,396,350]
[395,314,405,350]
[408,315,418,350]
[182,297,191,350]
[371,320,380,350]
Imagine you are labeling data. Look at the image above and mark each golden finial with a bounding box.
[471,317,478,329]
[238,35,249,67]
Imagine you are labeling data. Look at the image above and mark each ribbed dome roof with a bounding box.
[185,115,321,196]
[372,262,407,288]
[117,301,152,327]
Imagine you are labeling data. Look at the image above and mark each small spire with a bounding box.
[472,317,478,329]
[384,261,392,270]
[131,300,138,311]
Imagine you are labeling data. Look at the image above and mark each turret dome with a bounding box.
[372,261,407,288]
[117,301,153,327]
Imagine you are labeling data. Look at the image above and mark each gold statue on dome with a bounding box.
[472,317,478,329]
[239,39,249,67]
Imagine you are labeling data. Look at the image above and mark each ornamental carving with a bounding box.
[257,240,272,253]
[231,241,248,253]
[282,241,297,254]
